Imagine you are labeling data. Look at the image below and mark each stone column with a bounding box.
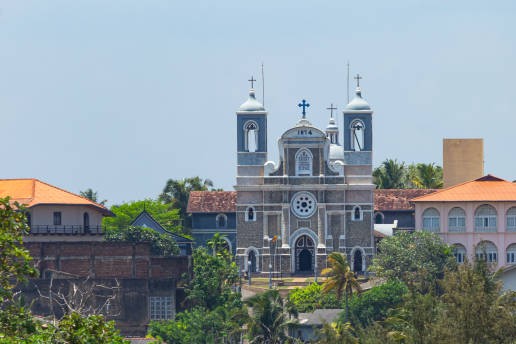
[317,206,326,248]
[281,206,289,248]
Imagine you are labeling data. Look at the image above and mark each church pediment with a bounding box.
[281,125,326,141]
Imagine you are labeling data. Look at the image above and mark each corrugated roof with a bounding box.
[0,178,112,215]
[412,175,516,202]
[374,189,437,211]
[187,191,236,213]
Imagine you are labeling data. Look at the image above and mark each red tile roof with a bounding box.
[187,191,236,213]
[412,175,516,202]
[0,179,112,215]
[374,189,437,211]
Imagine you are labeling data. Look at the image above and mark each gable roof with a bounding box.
[0,178,112,215]
[374,189,437,211]
[412,175,516,202]
[187,191,236,213]
[130,210,192,243]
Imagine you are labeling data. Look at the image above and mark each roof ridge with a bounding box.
[34,179,108,210]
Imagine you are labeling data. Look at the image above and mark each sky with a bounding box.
[1,1,515,205]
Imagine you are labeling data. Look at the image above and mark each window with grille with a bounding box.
[506,207,516,232]
[422,208,440,232]
[448,207,465,232]
[474,205,497,232]
[149,296,173,320]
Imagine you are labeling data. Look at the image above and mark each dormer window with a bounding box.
[350,119,365,151]
[244,121,259,152]
[295,148,313,176]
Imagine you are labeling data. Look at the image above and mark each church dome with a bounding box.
[239,89,265,111]
[326,117,338,131]
[345,87,371,110]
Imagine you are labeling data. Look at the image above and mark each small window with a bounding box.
[149,296,173,320]
[246,207,256,222]
[352,206,362,221]
[53,212,62,226]
[216,214,227,228]
[374,212,384,224]
[422,208,440,232]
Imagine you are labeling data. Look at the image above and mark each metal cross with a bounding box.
[326,103,337,118]
[354,73,362,87]
[248,76,256,88]
[298,99,310,118]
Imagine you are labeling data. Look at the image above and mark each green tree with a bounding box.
[103,199,182,234]
[321,253,361,322]
[287,283,340,313]
[409,163,443,189]
[369,231,455,293]
[206,232,230,258]
[79,188,107,205]
[105,225,179,256]
[373,159,406,189]
[159,177,216,229]
[53,313,128,344]
[245,289,298,344]
[347,280,408,327]
[0,197,37,302]
[315,321,358,344]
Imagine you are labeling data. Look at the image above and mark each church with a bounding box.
[189,76,376,276]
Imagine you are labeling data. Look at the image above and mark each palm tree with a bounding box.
[207,232,229,258]
[410,163,443,189]
[373,159,406,189]
[245,289,298,344]
[79,188,107,205]
[321,253,362,322]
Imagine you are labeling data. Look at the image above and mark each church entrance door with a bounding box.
[248,251,257,272]
[295,235,314,273]
[353,250,363,273]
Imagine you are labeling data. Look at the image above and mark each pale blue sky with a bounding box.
[1,1,515,205]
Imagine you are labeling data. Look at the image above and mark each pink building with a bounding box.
[413,175,516,270]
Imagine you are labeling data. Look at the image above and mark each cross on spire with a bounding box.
[354,73,362,87]
[248,76,256,89]
[298,99,310,118]
[326,103,337,118]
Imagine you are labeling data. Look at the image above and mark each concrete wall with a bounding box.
[443,138,484,188]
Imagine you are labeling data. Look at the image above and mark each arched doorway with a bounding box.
[83,212,90,234]
[248,251,257,273]
[295,235,314,273]
[353,250,363,272]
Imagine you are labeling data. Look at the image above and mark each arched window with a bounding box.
[448,207,466,232]
[474,204,497,232]
[374,212,384,224]
[506,207,516,232]
[453,244,467,264]
[216,214,227,228]
[350,119,365,151]
[422,208,440,232]
[245,207,256,222]
[244,121,259,152]
[295,148,313,176]
[352,206,362,221]
[506,243,516,264]
[475,241,498,263]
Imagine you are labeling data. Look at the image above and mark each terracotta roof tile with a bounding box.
[412,175,516,202]
[0,179,112,215]
[374,189,437,211]
[187,191,236,213]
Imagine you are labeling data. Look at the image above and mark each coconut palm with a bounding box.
[245,289,298,344]
[411,163,443,189]
[207,232,229,258]
[373,159,406,189]
[321,252,362,322]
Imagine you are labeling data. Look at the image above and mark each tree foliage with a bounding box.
[103,199,182,234]
[369,231,455,293]
[373,159,443,189]
[287,283,340,313]
[245,289,298,344]
[105,225,179,256]
[79,188,107,205]
[0,197,37,302]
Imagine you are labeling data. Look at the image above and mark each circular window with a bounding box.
[291,192,317,218]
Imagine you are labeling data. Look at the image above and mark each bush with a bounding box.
[288,283,341,313]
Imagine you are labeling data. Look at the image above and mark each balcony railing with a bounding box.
[29,225,104,235]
